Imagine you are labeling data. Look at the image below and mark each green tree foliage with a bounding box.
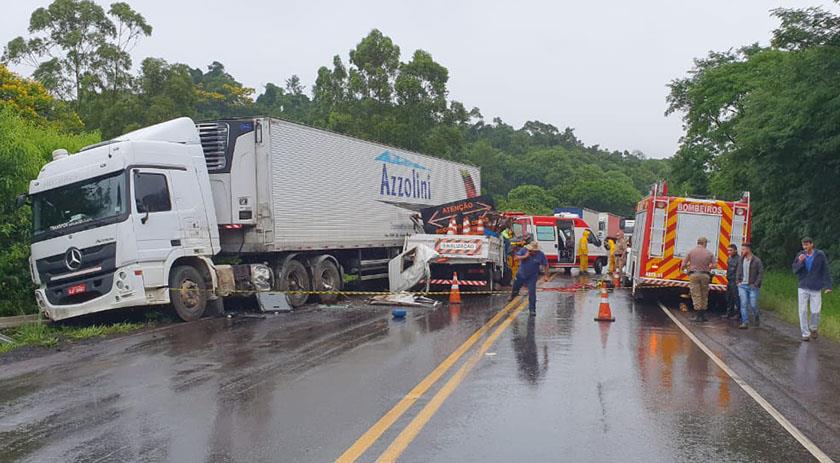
[2,0,151,110]
[668,4,840,276]
[499,185,558,215]
[0,108,98,316]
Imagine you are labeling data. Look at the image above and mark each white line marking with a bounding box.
[657,302,834,463]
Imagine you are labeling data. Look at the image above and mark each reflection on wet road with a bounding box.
[0,274,832,462]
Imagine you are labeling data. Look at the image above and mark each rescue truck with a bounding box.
[625,182,752,300]
[510,215,609,273]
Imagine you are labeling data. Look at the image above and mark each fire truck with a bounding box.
[625,182,752,300]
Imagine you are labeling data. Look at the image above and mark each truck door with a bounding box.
[132,169,181,264]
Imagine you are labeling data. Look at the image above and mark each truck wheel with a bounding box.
[314,259,341,304]
[564,267,572,275]
[594,259,604,275]
[278,259,311,308]
[170,266,208,321]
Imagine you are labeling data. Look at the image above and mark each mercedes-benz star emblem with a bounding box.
[65,247,82,271]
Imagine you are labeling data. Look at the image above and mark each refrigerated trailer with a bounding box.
[27,117,480,321]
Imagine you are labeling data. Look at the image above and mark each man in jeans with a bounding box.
[793,237,833,341]
[510,241,551,315]
[681,237,714,322]
[726,244,740,319]
[736,243,763,329]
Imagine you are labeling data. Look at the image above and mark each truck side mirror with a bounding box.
[15,193,28,208]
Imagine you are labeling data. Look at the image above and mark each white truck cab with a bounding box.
[29,118,222,321]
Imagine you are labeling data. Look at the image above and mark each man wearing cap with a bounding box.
[509,241,550,315]
[681,237,715,322]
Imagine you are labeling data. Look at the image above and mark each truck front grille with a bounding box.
[197,122,229,172]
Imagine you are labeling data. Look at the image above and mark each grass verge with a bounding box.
[0,320,145,354]
[759,270,840,341]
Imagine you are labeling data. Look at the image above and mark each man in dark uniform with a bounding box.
[509,241,550,315]
[726,244,740,319]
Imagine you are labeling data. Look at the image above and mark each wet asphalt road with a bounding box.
[0,274,836,462]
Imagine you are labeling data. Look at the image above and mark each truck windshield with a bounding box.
[32,171,127,240]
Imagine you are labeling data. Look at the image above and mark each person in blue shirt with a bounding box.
[793,237,833,341]
[509,241,550,315]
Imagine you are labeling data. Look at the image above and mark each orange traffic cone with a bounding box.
[612,272,621,289]
[449,272,462,304]
[594,282,615,322]
[475,217,485,236]
[462,217,471,235]
[447,217,458,235]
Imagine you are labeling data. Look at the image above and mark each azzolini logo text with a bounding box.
[377,151,432,200]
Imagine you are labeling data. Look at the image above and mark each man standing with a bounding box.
[578,229,590,274]
[681,237,714,322]
[793,237,833,341]
[615,231,628,275]
[510,241,551,316]
[726,244,741,319]
[736,243,763,329]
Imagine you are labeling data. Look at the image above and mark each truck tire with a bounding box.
[170,266,208,321]
[278,259,311,308]
[594,258,604,275]
[313,259,341,304]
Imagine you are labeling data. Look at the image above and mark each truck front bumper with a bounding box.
[35,265,149,321]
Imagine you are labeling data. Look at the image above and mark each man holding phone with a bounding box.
[509,241,550,316]
[793,237,833,341]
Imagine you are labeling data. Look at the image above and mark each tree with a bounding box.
[500,185,558,215]
[2,0,151,110]
[0,64,81,130]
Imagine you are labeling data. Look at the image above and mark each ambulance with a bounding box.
[509,214,610,273]
[625,182,752,299]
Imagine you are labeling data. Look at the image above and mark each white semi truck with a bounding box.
[27,117,480,321]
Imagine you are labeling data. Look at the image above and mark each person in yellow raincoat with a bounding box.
[608,238,616,273]
[578,229,590,273]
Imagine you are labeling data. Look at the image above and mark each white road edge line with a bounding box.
[657,302,834,463]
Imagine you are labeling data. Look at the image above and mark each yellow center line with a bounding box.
[335,295,524,463]
[376,300,529,462]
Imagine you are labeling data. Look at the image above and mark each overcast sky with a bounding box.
[2,0,837,157]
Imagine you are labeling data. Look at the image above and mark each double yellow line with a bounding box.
[338,277,554,462]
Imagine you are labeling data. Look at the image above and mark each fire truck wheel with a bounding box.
[170,266,208,321]
[277,259,311,308]
[594,258,604,275]
[314,259,341,304]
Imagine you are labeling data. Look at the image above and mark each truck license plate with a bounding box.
[68,283,86,295]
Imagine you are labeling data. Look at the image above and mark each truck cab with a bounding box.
[29,118,220,321]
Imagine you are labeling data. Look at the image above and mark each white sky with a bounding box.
[2,0,836,157]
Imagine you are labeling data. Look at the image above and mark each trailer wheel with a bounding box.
[594,258,604,275]
[278,259,311,308]
[170,266,208,321]
[314,259,341,304]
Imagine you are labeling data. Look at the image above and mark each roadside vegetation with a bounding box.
[760,271,840,341]
[0,320,144,354]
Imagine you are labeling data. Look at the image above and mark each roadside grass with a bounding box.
[0,320,146,354]
[760,271,840,341]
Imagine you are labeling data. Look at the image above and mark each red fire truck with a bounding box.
[625,182,752,300]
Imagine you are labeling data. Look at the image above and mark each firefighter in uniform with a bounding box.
[681,236,715,322]
[607,238,616,274]
[578,229,590,273]
[615,231,628,275]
